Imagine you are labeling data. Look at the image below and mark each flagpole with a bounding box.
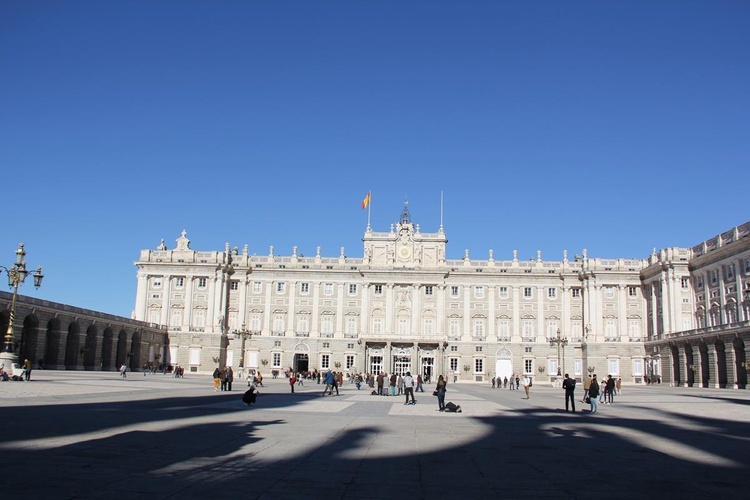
[439,191,444,233]
[367,190,372,230]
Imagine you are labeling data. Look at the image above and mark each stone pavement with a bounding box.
[1,371,748,499]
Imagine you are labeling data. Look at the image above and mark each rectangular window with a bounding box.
[605,319,617,339]
[324,283,333,295]
[349,284,357,295]
[347,343,355,349]
[175,277,184,288]
[548,287,557,299]
[629,320,641,339]
[321,317,333,336]
[572,288,581,298]
[548,359,558,376]
[273,352,281,367]
[321,354,330,369]
[346,317,357,335]
[374,284,383,295]
[250,313,261,331]
[197,278,207,288]
[711,270,718,284]
[574,359,582,376]
[628,286,638,297]
[475,358,484,373]
[273,314,285,333]
[604,287,614,299]
[346,355,355,370]
[498,286,509,299]
[475,346,483,352]
[523,287,532,298]
[473,319,484,339]
[322,342,330,349]
[153,277,162,288]
[230,281,239,291]
[423,318,433,336]
[450,358,459,372]
[425,285,434,296]
[633,359,643,376]
[745,259,750,273]
[522,320,534,340]
[726,265,734,280]
[547,321,558,338]
[608,359,620,375]
[450,286,459,297]
[524,359,533,374]
[474,286,484,299]
[276,282,286,293]
[301,283,309,294]
[398,318,409,335]
[274,340,281,347]
[372,318,383,335]
[498,320,510,340]
[681,278,689,289]
[253,282,262,293]
[450,345,458,352]
[449,319,460,338]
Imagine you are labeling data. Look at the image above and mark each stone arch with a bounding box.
[101,327,115,370]
[20,314,40,364]
[44,318,62,368]
[115,329,128,367]
[698,340,709,388]
[714,339,727,388]
[64,322,81,369]
[83,325,98,370]
[496,348,512,359]
[732,337,746,389]
[293,343,310,353]
[684,342,696,387]
[669,344,681,386]
[131,331,142,368]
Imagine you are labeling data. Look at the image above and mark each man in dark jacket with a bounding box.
[562,373,576,412]
[588,375,600,413]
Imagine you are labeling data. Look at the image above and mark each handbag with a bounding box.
[432,390,439,396]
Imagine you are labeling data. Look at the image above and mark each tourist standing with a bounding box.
[522,375,531,399]
[377,372,385,395]
[226,367,234,391]
[390,373,397,396]
[589,375,600,413]
[582,375,592,402]
[289,373,297,393]
[212,367,221,391]
[562,373,576,412]
[435,375,447,411]
[322,370,335,396]
[416,374,424,392]
[509,375,515,390]
[403,372,416,405]
[22,359,32,381]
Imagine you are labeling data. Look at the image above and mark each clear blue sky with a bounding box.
[2,1,748,317]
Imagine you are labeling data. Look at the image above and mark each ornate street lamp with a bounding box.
[0,243,43,367]
[550,328,568,376]
[232,322,252,368]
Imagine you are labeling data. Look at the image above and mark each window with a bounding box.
[153,277,162,288]
[498,286,509,299]
[523,287,532,298]
[298,315,309,334]
[346,355,355,370]
[474,286,484,299]
[301,283,309,294]
[324,283,333,295]
[711,270,718,284]
[321,354,330,369]
[170,309,182,328]
[450,358,459,372]
[574,359,582,376]
[230,281,239,291]
[547,321,558,338]
[372,318,383,335]
[423,318,433,336]
[250,313,261,331]
[276,282,286,293]
[548,359,558,376]
[175,277,184,288]
[607,359,620,375]
[273,314,285,333]
[198,278,207,288]
[449,318,460,338]
[628,319,641,339]
[450,345,458,352]
[274,340,281,347]
[604,287,614,299]
[548,288,557,299]
[322,342,330,349]
[475,346,483,352]
[349,284,357,295]
[572,288,581,298]
[346,317,357,335]
[633,359,643,376]
[398,318,409,335]
[745,259,750,274]
[347,343,355,349]
[524,347,532,353]
[450,286,459,297]
[522,320,534,340]
[497,320,510,340]
[696,276,703,289]
[321,317,333,336]
[273,353,281,367]
[628,286,638,298]
[252,282,262,293]
[374,284,383,295]
[425,285,434,296]
[524,359,533,374]
[680,278,689,289]
[475,358,484,373]
[726,265,734,280]
[605,319,617,339]
[473,319,484,339]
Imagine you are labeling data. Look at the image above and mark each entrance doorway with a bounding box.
[393,355,411,375]
[421,357,434,381]
[294,353,309,373]
[495,359,513,379]
[370,355,383,375]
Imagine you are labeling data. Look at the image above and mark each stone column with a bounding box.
[679,346,689,387]
[708,345,719,388]
[725,342,737,389]
[311,283,320,337]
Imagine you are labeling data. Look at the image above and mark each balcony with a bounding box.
[320,332,334,338]
[271,331,286,337]
[604,336,621,342]
[344,333,359,339]
[497,336,512,342]
[295,331,310,337]
[522,337,535,342]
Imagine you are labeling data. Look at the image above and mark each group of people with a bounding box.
[212,366,235,391]
[370,372,427,396]
[560,373,621,414]
[492,374,526,391]
[0,360,33,381]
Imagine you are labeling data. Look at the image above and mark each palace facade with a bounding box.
[133,205,750,387]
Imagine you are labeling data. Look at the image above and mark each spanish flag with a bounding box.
[361,191,371,210]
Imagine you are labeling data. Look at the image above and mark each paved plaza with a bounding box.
[1,371,748,499]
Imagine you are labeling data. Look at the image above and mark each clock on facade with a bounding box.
[399,246,412,259]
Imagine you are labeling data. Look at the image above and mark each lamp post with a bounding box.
[0,243,44,368]
[576,252,592,380]
[232,322,252,368]
[550,328,568,377]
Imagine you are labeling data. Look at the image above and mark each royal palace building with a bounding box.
[132,205,750,387]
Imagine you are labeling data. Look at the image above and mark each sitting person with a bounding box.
[0,364,9,382]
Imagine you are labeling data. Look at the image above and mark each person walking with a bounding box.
[289,373,297,393]
[212,367,221,391]
[226,367,234,391]
[588,374,600,413]
[403,372,416,405]
[435,375,447,411]
[515,375,520,390]
[416,374,424,392]
[605,375,615,404]
[522,375,531,399]
[582,375,592,402]
[22,359,32,381]
[503,376,508,389]
[120,363,128,378]
[616,377,622,395]
[562,373,576,412]
[509,375,515,390]
[322,370,335,396]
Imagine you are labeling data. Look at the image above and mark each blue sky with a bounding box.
[2,1,748,317]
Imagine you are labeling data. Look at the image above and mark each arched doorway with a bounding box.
[83,325,98,370]
[733,338,746,389]
[669,344,680,386]
[44,318,62,368]
[115,330,128,368]
[685,343,695,387]
[698,341,709,388]
[715,339,727,388]
[64,322,81,369]
[495,348,513,380]
[293,343,310,373]
[101,328,114,370]
[20,314,40,364]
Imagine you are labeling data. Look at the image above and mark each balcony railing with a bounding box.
[343,333,359,339]
[295,331,310,337]
[604,336,621,342]
[271,331,286,337]
[320,332,334,338]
